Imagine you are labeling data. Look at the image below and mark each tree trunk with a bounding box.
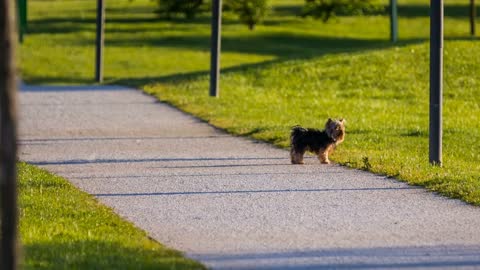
[0,0,19,269]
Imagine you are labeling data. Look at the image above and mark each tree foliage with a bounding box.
[302,0,380,22]
[225,0,269,30]
[154,0,269,30]
[156,0,204,19]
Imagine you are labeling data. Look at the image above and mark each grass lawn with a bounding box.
[18,162,205,269]
[19,0,479,215]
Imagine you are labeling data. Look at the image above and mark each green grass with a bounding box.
[18,163,205,269]
[145,41,480,206]
[20,0,480,85]
[19,0,479,212]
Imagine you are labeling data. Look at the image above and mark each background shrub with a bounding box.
[302,0,381,22]
[225,0,269,30]
[156,0,204,19]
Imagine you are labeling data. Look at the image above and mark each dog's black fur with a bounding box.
[290,118,345,164]
[291,126,335,154]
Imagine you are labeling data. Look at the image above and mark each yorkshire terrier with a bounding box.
[290,118,346,164]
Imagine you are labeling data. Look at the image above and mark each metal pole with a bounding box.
[470,0,476,36]
[17,0,27,43]
[209,0,222,97]
[429,0,443,166]
[1,0,19,268]
[390,0,398,42]
[95,0,105,83]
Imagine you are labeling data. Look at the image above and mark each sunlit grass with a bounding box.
[144,40,480,205]
[18,163,205,269]
[20,0,480,208]
[20,0,480,84]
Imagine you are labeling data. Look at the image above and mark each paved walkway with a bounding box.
[19,84,480,269]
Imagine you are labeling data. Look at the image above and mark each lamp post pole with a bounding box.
[429,0,443,166]
[209,0,222,97]
[95,0,105,83]
[390,0,398,42]
[470,0,476,36]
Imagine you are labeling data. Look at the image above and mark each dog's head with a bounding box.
[325,118,346,143]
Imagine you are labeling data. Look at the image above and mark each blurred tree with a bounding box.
[225,0,269,30]
[1,0,19,269]
[156,0,204,19]
[302,0,380,22]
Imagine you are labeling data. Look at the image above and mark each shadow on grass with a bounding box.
[273,3,480,18]
[25,33,426,86]
[27,1,475,86]
[398,4,480,18]
[27,18,95,35]
[106,35,476,88]
[107,35,424,88]
[27,10,238,35]
[107,33,406,55]
[23,241,204,270]
[27,2,478,35]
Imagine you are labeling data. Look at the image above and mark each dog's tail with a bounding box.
[290,125,306,146]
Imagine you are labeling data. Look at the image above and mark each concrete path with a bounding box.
[18,84,480,270]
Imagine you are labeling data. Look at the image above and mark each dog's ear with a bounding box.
[325,118,333,128]
[339,118,346,124]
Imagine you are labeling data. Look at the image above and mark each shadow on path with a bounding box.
[190,245,480,270]
[27,157,287,166]
[20,84,131,92]
[94,186,419,198]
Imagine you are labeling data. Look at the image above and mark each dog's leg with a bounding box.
[290,147,305,164]
[290,147,298,164]
[318,148,330,164]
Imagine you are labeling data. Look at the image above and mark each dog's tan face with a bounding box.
[325,118,345,143]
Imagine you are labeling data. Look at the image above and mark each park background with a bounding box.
[13,0,480,268]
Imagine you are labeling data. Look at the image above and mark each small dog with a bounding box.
[290,118,345,164]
